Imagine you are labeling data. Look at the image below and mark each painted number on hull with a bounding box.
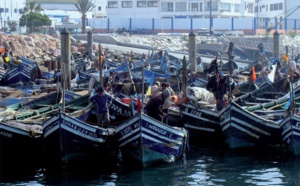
[190,109,202,117]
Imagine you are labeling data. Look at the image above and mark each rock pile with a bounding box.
[0,33,96,61]
[1,33,300,61]
[112,34,221,52]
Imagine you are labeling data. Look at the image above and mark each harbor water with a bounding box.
[1,144,299,186]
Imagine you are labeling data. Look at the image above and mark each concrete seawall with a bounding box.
[76,34,156,50]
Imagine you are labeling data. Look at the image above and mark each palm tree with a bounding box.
[26,1,43,13]
[75,0,94,34]
[21,1,46,34]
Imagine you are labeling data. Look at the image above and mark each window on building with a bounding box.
[220,3,231,12]
[122,1,132,8]
[137,1,147,7]
[279,3,283,10]
[161,2,173,12]
[205,1,218,11]
[274,3,278,11]
[266,5,268,11]
[175,2,186,12]
[148,1,158,7]
[189,3,198,12]
[0,8,3,13]
[98,6,101,11]
[234,4,239,13]
[270,4,273,11]
[108,1,118,8]
[248,3,253,13]
[14,8,18,13]
[255,5,257,13]
[5,8,8,13]
[200,3,203,11]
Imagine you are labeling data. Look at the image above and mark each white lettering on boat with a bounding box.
[44,120,59,134]
[190,109,202,117]
[0,131,13,138]
[148,124,167,136]
[110,102,132,117]
[61,120,98,138]
[121,126,132,136]
[120,121,140,136]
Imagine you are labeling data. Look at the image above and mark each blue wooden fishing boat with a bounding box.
[179,102,221,142]
[1,57,38,86]
[280,113,300,156]
[219,100,281,149]
[115,113,189,167]
[0,93,92,156]
[42,108,115,166]
[0,121,43,163]
[6,90,80,112]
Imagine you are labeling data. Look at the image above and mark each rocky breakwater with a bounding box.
[112,34,221,53]
[0,33,97,61]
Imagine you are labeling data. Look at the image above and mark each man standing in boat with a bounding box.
[89,86,112,126]
[161,82,175,123]
[145,89,171,122]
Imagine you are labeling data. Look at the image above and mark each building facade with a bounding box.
[106,0,257,19]
[255,0,300,30]
[37,0,107,19]
[0,0,26,30]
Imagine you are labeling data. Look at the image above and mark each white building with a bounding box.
[37,0,107,19]
[0,0,26,30]
[106,0,256,19]
[255,0,300,30]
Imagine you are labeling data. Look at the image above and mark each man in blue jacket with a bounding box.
[89,86,112,125]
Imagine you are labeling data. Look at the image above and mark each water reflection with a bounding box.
[243,168,285,185]
[1,146,300,185]
[184,146,300,186]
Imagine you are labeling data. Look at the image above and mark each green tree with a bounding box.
[7,21,17,31]
[75,0,94,33]
[19,1,50,33]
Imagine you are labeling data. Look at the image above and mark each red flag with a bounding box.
[251,67,257,81]
[135,96,142,113]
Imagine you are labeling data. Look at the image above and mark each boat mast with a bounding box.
[182,56,187,97]
[60,28,71,112]
[98,43,103,87]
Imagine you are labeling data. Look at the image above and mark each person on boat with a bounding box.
[288,60,300,81]
[89,86,112,125]
[145,89,171,122]
[161,82,175,123]
[53,69,62,83]
[151,81,161,97]
[1,48,11,70]
[228,55,238,76]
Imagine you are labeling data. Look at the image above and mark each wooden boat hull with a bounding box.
[220,101,281,149]
[3,61,36,86]
[42,109,115,166]
[0,121,43,162]
[179,103,221,142]
[115,114,188,167]
[280,114,300,156]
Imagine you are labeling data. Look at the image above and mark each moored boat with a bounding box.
[42,108,115,166]
[280,113,300,156]
[0,120,43,164]
[219,100,281,149]
[115,113,189,167]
